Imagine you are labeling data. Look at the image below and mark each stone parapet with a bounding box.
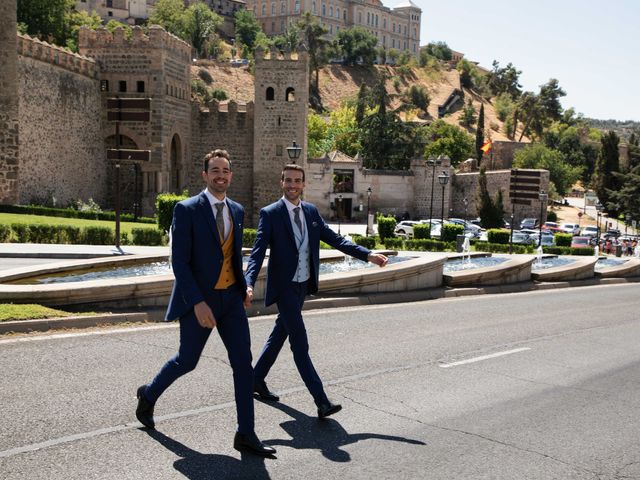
[16,34,97,79]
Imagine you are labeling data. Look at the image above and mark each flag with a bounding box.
[480,140,493,154]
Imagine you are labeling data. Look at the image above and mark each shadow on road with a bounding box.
[145,429,272,480]
[261,401,426,462]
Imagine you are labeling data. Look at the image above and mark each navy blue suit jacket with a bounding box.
[245,198,370,307]
[165,192,247,321]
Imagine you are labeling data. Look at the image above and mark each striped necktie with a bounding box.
[293,207,303,234]
[215,202,225,240]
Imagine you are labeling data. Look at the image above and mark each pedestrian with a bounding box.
[135,149,275,457]
[244,164,388,418]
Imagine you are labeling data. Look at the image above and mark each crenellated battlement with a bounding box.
[78,25,192,63]
[254,45,308,62]
[16,34,97,78]
[198,99,255,116]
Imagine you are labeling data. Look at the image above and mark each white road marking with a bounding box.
[439,347,531,368]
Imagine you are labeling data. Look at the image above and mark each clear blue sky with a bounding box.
[405,0,640,121]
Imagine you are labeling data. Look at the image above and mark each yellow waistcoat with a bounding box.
[214,224,237,289]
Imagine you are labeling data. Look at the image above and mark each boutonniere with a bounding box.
[312,221,318,227]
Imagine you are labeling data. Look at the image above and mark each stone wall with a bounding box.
[190,100,255,212]
[0,0,19,204]
[16,35,105,206]
[252,47,309,225]
[411,157,453,221]
[480,140,528,170]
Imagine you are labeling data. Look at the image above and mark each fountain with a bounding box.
[462,237,471,264]
[594,245,599,257]
[535,245,544,266]
[635,244,640,258]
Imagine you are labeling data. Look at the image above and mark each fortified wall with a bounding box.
[16,34,105,206]
[190,100,255,212]
[0,0,19,204]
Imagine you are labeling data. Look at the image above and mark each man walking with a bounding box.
[135,149,275,456]
[244,164,387,418]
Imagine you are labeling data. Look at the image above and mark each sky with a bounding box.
[401,0,640,121]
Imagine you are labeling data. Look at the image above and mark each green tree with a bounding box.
[272,24,300,52]
[459,99,476,128]
[538,78,566,123]
[593,131,621,210]
[494,92,515,122]
[149,0,186,38]
[65,9,102,51]
[456,58,477,89]
[354,83,368,126]
[307,112,329,158]
[183,2,221,57]
[423,120,475,166]
[297,12,331,104]
[401,85,430,115]
[475,103,485,161]
[477,166,505,228]
[423,41,452,61]
[234,9,262,53]
[17,0,75,46]
[336,26,378,66]
[488,61,522,99]
[608,163,640,222]
[513,143,582,196]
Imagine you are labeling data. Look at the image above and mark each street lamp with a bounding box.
[286,140,302,163]
[337,194,343,236]
[625,213,631,236]
[595,202,603,245]
[463,197,468,223]
[366,186,372,237]
[426,157,442,235]
[538,189,548,248]
[438,171,449,227]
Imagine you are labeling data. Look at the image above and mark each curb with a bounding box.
[1,276,639,335]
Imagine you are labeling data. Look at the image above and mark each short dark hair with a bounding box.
[203,149,231,172]
[281,164,305,182]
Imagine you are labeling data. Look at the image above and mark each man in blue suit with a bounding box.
[244,164,387,418]
[135,149,275,456]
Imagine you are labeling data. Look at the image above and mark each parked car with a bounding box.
[570,236,591,248]
[520,218,539,229]
[541,221,562,233]
[560,223,581,235]
[394,220,419,237]
[581,225,599,237]
[529,232,555,247]
[511,231,534,244]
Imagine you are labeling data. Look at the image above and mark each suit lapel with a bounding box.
[198,192,222,248]
[301,202,316,244]
[278,199,298,249]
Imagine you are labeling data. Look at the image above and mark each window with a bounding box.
[276,145,283,156]
[392,23,395,32]
[266,87,274,100]
[404,25,407,35]
[329,24,333,33]
[119,80,127,92]
[108,11,113,16]
[312,1,316,13]
[106,0,112,6]
[136,81,145,93]
[271,21,275,31]
[382,35,385,46]
[322,4,325,16]
[294,0,299,12]
[336,7,340,19]
[383,18,386,29]
[358,11,361,23]
[329,6,333,17]
[100,80,109,92]
[375,14,378,26]
[271,3,275,15]
[281,19,285,30]
[366,12,369,24]
[333,169,354,193]
[392,38,395,48]
[261,3,266,15]
[343,10,346,20]
[281,2,285,13]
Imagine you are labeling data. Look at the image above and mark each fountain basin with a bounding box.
[595,258,640,278]
[531,256,597,282]
[443,255,535,287]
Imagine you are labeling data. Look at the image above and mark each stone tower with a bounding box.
[79,25,192,215]
[0,0,19,204]
[252,46,309,224]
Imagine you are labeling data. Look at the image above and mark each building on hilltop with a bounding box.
[75,0,154,24]
[244,0,421,57]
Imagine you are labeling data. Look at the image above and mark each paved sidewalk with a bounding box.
[0,243,169,258]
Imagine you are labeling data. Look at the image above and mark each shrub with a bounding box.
[383,237,403,250]
[554,233,572,247]
[352,234,376,249]
[571,246,594,255]
[10,223,30,242]
[198,68,213,84]
[207,88,228,101]
[28,224,58,243]
[59,225,82,244]
[131,228,165,246]
[413,223,431,239]
[474,241,533,254]
[156,192,188,233]
[404,238,453,251]
[0,224,10,242]
[487,228,510,244]
[82,226,115,245]
[0,204,154,223]
[441,223,464,242]
[377,216,397,242]
[243,228,257,248]
[542,246,571,255]
[546,210,557,222]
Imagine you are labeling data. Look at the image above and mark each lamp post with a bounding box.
[596,202,603,246]
[438,171,449,228]
[286,140,302,163]
[463,197,468,223]
[538,189,548,247]
[337,194,342,235]
[625,213,631,236]
[426,157,442,234]
[366,186,372,237]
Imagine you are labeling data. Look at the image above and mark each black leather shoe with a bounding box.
[233,432,276,456]
[254,380,279,402]
[135,385,155,429]
[317,401,342,419]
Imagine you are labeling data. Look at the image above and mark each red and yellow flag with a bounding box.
[480,140,493,154]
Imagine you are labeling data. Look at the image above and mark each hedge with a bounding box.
[405,238,454,251]
[441,223,464,242]
[487,228,511,244]
[554,233,572,247]
[0,204,154,223]
[0,224,10,242]
[571,246,595,255]
[243,228,257,248]
[156,192,188,233]
[413,223,430,239]
[382,237,403,250]
[473,241,534,254]
[351,234,376,249]
[131,228,165,246]
[377,216,396,241]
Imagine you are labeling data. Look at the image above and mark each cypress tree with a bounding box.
[475,103,485,161]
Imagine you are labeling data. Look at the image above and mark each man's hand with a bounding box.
[368,253,389,267]
[244,286,254,308]
[194,301,216,329]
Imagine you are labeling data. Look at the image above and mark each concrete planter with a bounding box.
[443,255,535,287]
[595,258,640,278]
[531,257,597,282]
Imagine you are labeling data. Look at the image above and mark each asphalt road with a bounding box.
[1,284,639,479]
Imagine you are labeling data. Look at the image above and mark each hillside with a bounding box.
[192,61,527,143]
